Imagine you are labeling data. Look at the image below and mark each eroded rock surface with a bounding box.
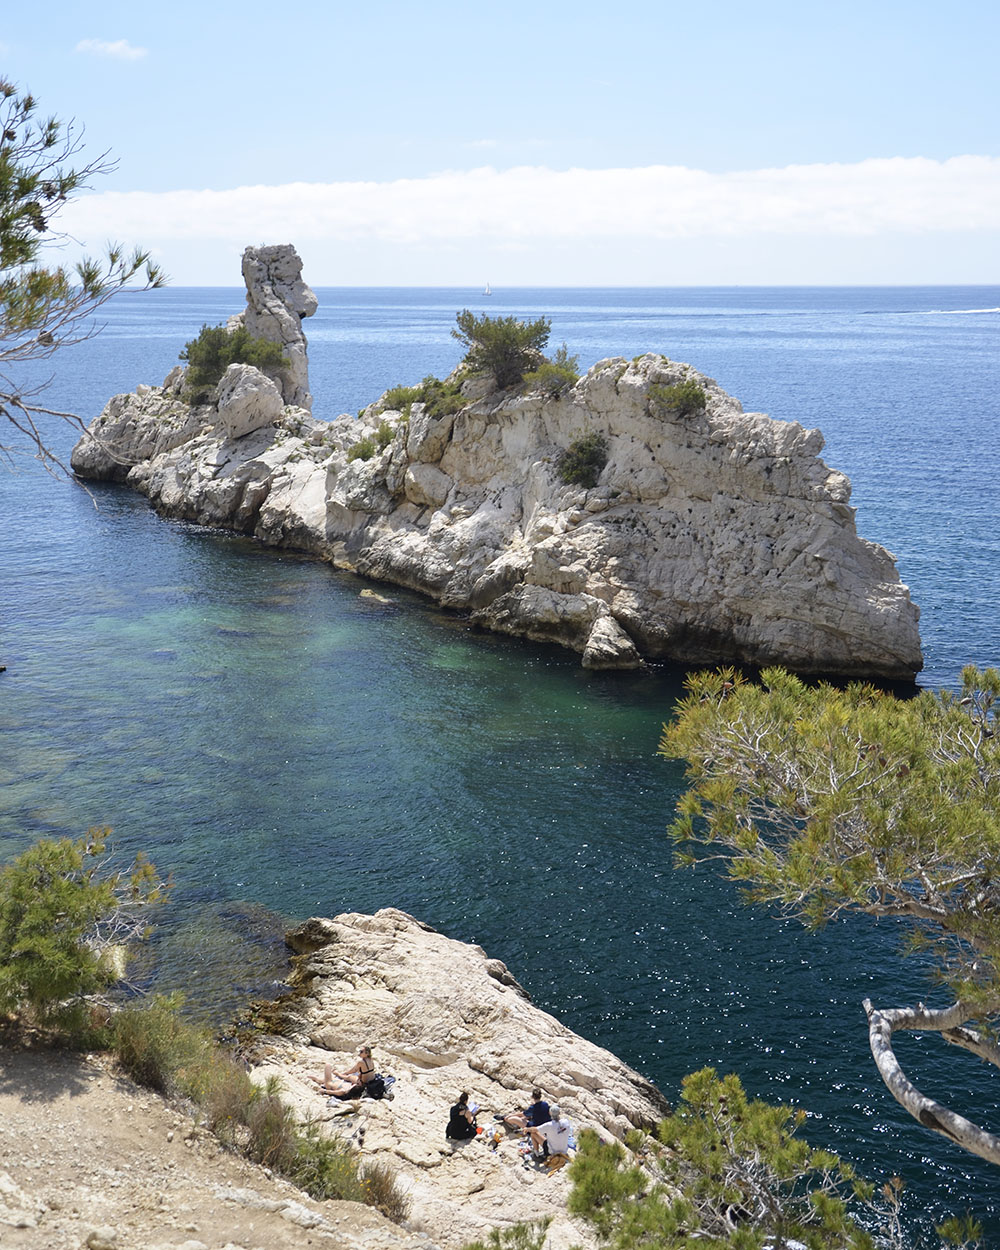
[249,908,668,1250]
[229,243,317,409]
[71,252,922,679]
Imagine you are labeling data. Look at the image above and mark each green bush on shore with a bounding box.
[111,994,410,1220]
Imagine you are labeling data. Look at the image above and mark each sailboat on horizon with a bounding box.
[483,281,492,296]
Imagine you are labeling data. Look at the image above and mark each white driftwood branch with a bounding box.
[864,998,1000,1166]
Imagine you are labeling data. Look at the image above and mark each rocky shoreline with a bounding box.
[71,244,922,680]
[245,908,669,1250]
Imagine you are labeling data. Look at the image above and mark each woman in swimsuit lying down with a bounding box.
[309,1044,376,1099]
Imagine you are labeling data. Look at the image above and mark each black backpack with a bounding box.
[363,1074,392,1100]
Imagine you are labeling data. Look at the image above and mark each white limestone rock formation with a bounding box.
[229,243,317,409]
[71,260,923,679]
[249,908,669,1250]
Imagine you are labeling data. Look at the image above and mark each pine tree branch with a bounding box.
[864,997,1000,1166]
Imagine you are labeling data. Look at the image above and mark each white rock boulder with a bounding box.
[216,363,284,439]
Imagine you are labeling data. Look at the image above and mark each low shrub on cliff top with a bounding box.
[179,323,289,404]
[649,378,706,417]
[381,373,466,421]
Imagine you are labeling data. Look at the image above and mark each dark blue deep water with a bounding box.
[3,286,999,1237]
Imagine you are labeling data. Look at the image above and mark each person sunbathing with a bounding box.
[309,1045,376,1099]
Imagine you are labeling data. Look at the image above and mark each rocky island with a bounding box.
[71,244,922,679]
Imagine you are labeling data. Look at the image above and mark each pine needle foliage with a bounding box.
[0,78,165,471]
[663,666,1000,1000]
[462,1219,552,1250]
[0,831,165,1029]
[452,310,551,389]
[568,1068,879,1249]
[662,665,1000,1168]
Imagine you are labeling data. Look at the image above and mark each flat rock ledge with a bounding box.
[71,245,922,679]
[248,908,670,1250]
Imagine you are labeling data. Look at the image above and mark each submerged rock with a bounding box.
[71,249,922,679]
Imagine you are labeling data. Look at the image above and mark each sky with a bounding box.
[3,0,999,285]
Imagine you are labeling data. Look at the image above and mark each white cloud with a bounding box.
[74,38,147,61]
[64,156,1000,247]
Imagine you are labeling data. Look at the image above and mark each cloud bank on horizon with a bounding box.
[62,154,1000,285]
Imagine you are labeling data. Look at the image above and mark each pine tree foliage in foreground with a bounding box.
[568,1068,892,1249]
[662,665,1000,1167]
[0,830,166,1028]
[0,78,164,472]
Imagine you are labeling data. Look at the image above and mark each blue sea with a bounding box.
[3,286,1000,1238]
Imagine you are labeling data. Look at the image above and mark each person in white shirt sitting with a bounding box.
[527,1104,572,1158]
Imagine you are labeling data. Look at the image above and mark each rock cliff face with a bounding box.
[249,908,670,1250]
[71,246,922,679]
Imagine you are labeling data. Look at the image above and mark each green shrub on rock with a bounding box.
[381,383,422,415]
[524,343,580,397]
[179,323,289,404]
[452,310,551,389]
[347,436,377,462]
[649,378,706,417]
[380,374,465,421]
[557,432,609,488]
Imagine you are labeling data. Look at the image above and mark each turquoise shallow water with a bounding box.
[3,286,1000,1235]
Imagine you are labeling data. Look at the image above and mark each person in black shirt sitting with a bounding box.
[446,1091,478,1140]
